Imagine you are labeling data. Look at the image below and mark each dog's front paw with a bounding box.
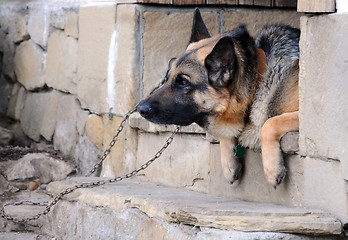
[265,164,287,189]
[221,157,243,184]
[262,152,286,189]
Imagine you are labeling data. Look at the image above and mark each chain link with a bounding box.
[1,59,180,223]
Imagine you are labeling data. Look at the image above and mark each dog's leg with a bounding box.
[260,111,299,188]
[220,138,243,184]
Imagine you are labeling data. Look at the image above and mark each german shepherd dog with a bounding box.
[137,9,300,189]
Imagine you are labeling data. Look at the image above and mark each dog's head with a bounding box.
[138,9,257,132]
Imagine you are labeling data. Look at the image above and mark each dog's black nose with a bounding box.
[137,101,153,117]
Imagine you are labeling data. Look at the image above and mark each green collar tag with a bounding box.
[235,144,245,158]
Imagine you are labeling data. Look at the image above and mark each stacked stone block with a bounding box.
[299,13,348,223]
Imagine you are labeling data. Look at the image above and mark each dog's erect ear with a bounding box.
[189,8,211,44]
[205,37,236,88]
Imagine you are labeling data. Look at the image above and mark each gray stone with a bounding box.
[74,135,101,176]
[299,14,348,161]
[27,10,50,48]
[7,86,26,120]
[0,29,6,52]
[20,92,50,141]
[9,12,29,43]
[0,174,9,194]
[2,35,16,81]
[65,12,78,39]
[46,179,343,237]
[14,40,45,90]
[40,90,64,141]
[6,83,20,119]
[0,126,14,146]
[0,232,55,240]
[304,157,348,223]
[53,94,79,156]
[136,131,210,191]
[280,131,299,154]
[46,30,78,94]
[49,8,65,30]
[5,153,75,184]
[77,4,116,113]
[129,112,205,134]
[0,76,13,114]
[223,10,302,37]
[76,109,89,136]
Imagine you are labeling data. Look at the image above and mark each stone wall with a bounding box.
[299,13,348,224]
[0,0,347,228]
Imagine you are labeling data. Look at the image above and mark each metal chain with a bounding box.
[1,58,180,223]
[1,125,181,223]
[85,107,137,177]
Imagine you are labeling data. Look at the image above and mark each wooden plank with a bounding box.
[207,0,237,5]
[173,0,203,4]
[238,0,254,5]
[253,0,272,7]
[275,0,296,7]
[297,0,336,13]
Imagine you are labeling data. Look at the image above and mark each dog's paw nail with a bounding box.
[273,186,277,190]
[230,181,234,185]
[276,178,282,184]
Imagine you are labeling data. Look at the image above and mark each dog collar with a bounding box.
[235,144,245,158]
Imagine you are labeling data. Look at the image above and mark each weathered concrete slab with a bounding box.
[46,178,342,237]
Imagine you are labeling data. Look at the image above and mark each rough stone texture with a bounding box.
[74,135,101,176]
[85,114,104,149]
[46,30,78,94]
[0,76,13,114]
[2,34,16,81]
[223,9,302,37]
[14,40,45,90]
[6,83,20,119]
[40,90,64,141]
[5,153,75,184]
[9,12,29,44]
[299,14,348,223]
[280,131,299,154]
[49,7,66,30]
[65,12,78,39]
[142,11,219,98]
[0,29,6,51]
[0,232,55,240]
[0,126,14,145]
[27,10,50,48]
[53,94,79,156]
[130,112,205,134]
[45,179,343,238]
[20,92,50,142]
[299,14,348,161]
[100,115,124,177]
[136,132,210,191]
[304,157,348,223]
[6,85,26,120]
[77,4,116,113]
[76,110,89,136]
[112,4,139,115]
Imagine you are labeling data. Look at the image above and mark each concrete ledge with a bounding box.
[46,178,342,237]
[130,112,300,153]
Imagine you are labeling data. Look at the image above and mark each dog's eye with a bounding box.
[175,75,190,87]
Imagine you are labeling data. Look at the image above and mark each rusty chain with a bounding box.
[1,58,180,223]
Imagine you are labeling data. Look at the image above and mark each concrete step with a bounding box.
[40,177,343,239]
